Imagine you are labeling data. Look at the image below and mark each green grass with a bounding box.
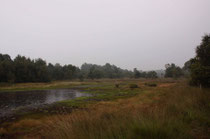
[57,84,142,108]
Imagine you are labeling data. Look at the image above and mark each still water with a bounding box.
[0,89,91,118]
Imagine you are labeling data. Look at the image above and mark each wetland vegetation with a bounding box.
[0,35,209,138]
[0,79,209,139]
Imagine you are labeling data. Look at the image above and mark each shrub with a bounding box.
[115,84,119,88]
[145,83,157,87]
[129,84,138,89]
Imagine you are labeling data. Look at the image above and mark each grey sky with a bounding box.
[0,0,210,70]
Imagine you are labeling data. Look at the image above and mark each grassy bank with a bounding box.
[0,78,175,92]
[0,81,96,92]
[0,79,209,139]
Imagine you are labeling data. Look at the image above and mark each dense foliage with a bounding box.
[189,34,210,87]
[0,54,138,83]
[164,63,183,78]
[80,63,133,79]
[2,52,197,83]
[0,54,80,83]
[133,68,157,79]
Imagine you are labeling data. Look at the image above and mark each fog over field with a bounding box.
[0,0,210,70]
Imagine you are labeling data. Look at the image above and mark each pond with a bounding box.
[0,89,91,119]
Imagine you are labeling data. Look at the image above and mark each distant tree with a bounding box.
[104,63,114,78]
[47,63,80,81]
[0,53,138,82]
[78,74,84,82]
[81,63,133,79]
[182,60,193,77]
[47,63,55,80]
[81,63,94,78]
[13,55,50,82]
[88,66,96,80]
[34,58,50,82]
[133,68,141,78]
[141,72,147,78]
[165,63,183,78]
[53,63,64,80]
[0,54,15,82]
[146,71,158,78]
[63,64,78,80]
[190,34,210,87]
[14,55,33,82]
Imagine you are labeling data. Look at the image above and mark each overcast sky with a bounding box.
[0,0,210,70]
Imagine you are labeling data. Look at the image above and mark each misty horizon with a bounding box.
[1,0,210,70]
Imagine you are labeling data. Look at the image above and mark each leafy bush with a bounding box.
[145,83,157,87]
[129,84,138,89]
[115,84,119,88]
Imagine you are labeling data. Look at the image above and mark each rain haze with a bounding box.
[0,0,210,70]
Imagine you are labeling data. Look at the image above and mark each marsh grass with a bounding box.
[39,82,210,139]
[0,81,98,92]
[129,84,139,89]
[145,82,157,87]
[1,80,209,139]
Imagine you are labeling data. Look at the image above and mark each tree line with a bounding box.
[0,53,195,83]
[1,34,209,85]
[0,54,159,83]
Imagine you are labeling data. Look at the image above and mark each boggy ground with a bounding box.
[0,79,209,139]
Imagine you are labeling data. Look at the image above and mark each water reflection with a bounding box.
[0,89,91,117]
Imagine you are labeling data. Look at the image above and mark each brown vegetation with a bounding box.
[0,80,209,139]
